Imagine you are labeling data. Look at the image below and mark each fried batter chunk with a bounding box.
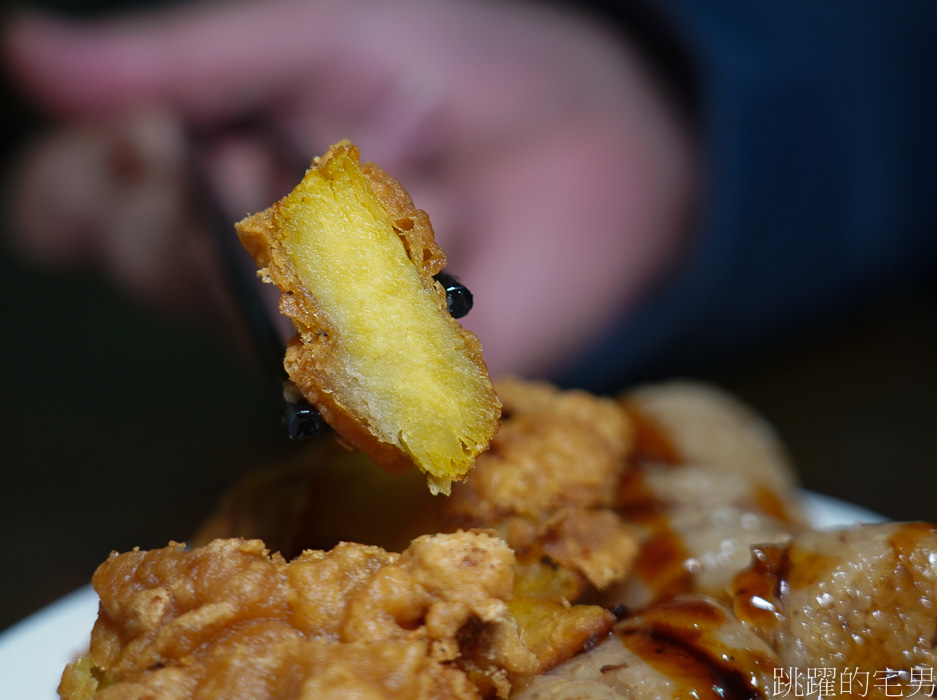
[59,533,539,700]
[236,141,500,495]
[189,378,638,685]
[196,377,639,593]
[445,377,639,590]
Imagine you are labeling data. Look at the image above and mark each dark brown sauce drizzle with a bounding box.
[617,400,683,527]
[621,401,683,465]
[615,599,772,700]
[632,529,695,603]
[617,401,694,601]
[615,470,669,525]
[730,543,788,631]
[616,628,766,700]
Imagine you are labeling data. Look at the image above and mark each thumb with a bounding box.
[3,0,344,120]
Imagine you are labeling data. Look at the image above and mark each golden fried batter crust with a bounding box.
[182,377,642,697]
[445,377,638,590]
[59,533,538,700]
[236,141,499,495]
[195,377,639,593]
[448,378,634,522]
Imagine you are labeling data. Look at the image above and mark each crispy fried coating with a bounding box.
[449,378,634,522]
[507,554,616,676]
[195,377,640,593]
[445,377,638,590]
[236,141,499,495]
[188,378,641,693]
[59,533,540,700]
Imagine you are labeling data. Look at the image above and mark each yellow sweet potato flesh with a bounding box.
[237,142,499,495]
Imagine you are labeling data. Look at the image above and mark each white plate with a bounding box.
[0,492,886,700]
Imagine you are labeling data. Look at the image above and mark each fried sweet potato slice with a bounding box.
[508,552,616,676]
[236,141,500,494]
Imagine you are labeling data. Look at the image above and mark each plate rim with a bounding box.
[0,490,888,699]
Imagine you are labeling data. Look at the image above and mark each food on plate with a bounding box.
[196,379,806,606]
[513,595,782,700]
[236,141,499,495]
[197,377,819,607]
[54,131,924,696]
[63,374,935,698]
[195,377,641,592]
[58,533,616,700]
[512,520,937,700]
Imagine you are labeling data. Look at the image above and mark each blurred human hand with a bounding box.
[4,0,695,376]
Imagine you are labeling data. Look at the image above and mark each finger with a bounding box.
[3,0,347,120]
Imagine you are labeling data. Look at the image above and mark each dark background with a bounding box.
[2,0,937,634]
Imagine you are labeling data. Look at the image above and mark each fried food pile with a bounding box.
[58,141,937,700]
[236,141,499,495]
[196,378,642,595]
[519,520,937,700]
[444,378,639,591]
[61,377,937,699]
[59,532,616,700]
[195,378,801,605]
